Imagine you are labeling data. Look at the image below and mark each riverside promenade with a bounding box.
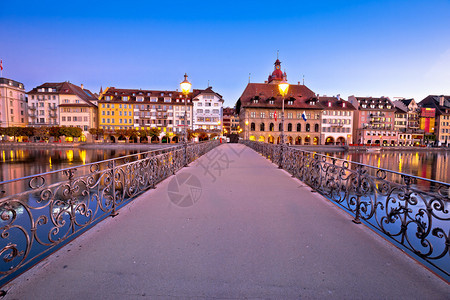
[5,144,449,299]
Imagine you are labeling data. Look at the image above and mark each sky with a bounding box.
[1,0,450,107]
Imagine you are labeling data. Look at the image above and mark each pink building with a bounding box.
[349,96,397,145]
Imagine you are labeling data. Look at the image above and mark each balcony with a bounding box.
[28,112,36,117]
[48,105,57,110]
[29,105,37,110]
[369,112,385,117]
[50,113,57,118]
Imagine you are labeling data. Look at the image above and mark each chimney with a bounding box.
[81,84,84,90]
[298,81,300,85]
[439,95,445,106]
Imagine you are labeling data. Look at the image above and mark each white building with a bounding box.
[192,87,224,133]
[0,77,27,127]
[319,96,356,145]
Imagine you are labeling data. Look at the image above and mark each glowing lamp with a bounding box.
[278,80,289,97]
[180,73,191,95]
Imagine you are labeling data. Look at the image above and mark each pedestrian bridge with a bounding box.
[3,143,450,298]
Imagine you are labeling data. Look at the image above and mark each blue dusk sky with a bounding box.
[1,0,450,107]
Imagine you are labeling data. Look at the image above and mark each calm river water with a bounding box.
[0,147,449,183]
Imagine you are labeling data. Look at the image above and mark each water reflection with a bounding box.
[322,150,450,184]
[0,148,142,182]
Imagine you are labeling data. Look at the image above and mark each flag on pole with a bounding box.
[274,111,277,121]
[301,111,307,121]
[0,60,3,71]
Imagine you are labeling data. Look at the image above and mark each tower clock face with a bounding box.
[276,65,280,70]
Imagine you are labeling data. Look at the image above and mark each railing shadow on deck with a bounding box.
[0,140,219,287]
[242,140,450,282]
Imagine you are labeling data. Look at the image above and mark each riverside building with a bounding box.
[348,96,397,145]
[0,77,27,128]
[318,96,356,145]
[236,58,322,145]
[419,95,450,146]
[98,87,194,142]
[27,81,98,139]
[192,87,224,133]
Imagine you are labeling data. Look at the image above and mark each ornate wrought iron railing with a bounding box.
[0,141,219,286]
[242,140,450,281]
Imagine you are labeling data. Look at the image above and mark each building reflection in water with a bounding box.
[0,148,141,182]
[324,150,449,184]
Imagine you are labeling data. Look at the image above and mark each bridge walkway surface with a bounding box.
[5,144,449,299]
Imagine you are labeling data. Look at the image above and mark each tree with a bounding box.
[5,127,21,142]
[49,126,62,141]
[89,128,104,140]
[147,128,161,138]
[34,127,49,141]
[22,127,35,141]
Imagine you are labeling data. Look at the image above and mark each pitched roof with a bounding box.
[27,82,97,107]
[318,96,357,111]
[419,95,450,115]
[192,86,224,101]
[351,96,396,111]
[238,83,321,109]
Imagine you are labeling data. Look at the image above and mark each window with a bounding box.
[260,112,265,118]
[306,123,310,132]
[314,124,319,132]
[260,123,265,131]
[287,123,292,132]
[250,112,256,118]
[62,117,66,121]
[68,117,72,121]
[297,123,301,132]
[250,122,255,131]
[122,96,129,101]
[270,123,274,131]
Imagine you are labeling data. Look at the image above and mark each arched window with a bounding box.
[297,123,301,132]
[287,123,292,132]
[306,123,310,132]
[278,123,283,131]
[260,123,265,131]
[269,123,274,131]
[250,122,255,131]
[314,124,319,132]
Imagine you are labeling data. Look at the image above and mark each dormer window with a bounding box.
[362,104,367,108]
[378,105,383,109]
[269,100,274,104]
[342,103,346,108]
[287,100,293,105]
[160,93,164,96]
[132,93,135,96]
[137,96,144,102]
[122,96,129,101]
[386,105,391,109]
[105,96,111,101]
[150,97,158,102]
[147,93,151,96]
[328,102,332,107]
[253,99,259,103]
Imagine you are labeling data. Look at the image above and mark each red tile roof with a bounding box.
[238,83,321,109]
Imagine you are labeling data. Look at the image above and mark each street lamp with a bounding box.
[180,73,191,167]
[278,79,289,168]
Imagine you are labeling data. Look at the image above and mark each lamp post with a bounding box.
[245,119,249,140]
[278,79,289,168]
[180,73,192,167]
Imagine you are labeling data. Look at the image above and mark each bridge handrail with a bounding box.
[0,140,219,286]
[242,140,450,282]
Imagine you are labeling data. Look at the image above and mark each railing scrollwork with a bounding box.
[242,140,450,281]
[0,140,219,286]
